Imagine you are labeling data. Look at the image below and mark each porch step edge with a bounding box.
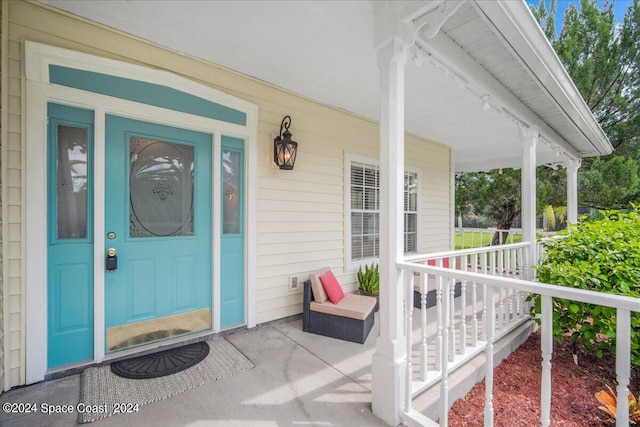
[400,409,440,427]
[410,319,537,420]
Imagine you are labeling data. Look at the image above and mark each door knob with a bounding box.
[106,248,118,271]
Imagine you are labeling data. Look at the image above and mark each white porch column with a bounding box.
[565,158,581,225]
[451,152,456,251]
[371,31,408,427]
[520,126,538,280]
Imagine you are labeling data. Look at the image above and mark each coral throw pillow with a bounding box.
[427,258,450,268]
[319,270,345,304]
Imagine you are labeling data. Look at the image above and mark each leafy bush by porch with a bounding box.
[532,206,640,367]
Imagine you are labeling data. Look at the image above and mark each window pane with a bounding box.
[364,188,377,210]
[364,167,377,188]
[405,232,416,253]
[352,235,363,260]
[405,212,417,232]
[351,187,363,210]
[129,137,194,237]
[362,212,377,236]
[405,172,418,212]
[351,163,364,186]
[362,235,377,259]
[223,150,241,234]
[351,212,363,234]
[56,125,88,239]
[351,163,364,209]
[404,213,417,253]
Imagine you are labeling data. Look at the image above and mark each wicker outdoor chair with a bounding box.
[302,277,376,344]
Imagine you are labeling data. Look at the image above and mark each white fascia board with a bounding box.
[472,0,612,156]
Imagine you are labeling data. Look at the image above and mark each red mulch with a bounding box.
[448,330,639,426]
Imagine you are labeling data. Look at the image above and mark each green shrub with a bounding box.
[531,206,640,367]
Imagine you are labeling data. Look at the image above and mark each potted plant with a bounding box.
[357,263,379,311]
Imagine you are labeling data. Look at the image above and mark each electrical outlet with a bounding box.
[289,276,299,291]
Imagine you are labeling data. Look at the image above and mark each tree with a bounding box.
[580,155,640,209]
[456,170,519,244]
[529,0,557,41]
[531,0,640,209]
[457,1,640,234]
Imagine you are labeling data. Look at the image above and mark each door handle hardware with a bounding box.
[106,248,118,271]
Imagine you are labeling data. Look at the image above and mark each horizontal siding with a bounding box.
[4,0,453,386]
[5,2,23,389]
[407,134,452,253]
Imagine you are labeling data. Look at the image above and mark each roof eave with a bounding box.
[472,0,613,157]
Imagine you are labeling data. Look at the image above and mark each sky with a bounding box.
[528,0,634,34]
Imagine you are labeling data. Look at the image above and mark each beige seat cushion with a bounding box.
[309,267,331,303]
[310,293,376,320]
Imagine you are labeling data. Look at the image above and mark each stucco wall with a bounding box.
[3,1,451,388]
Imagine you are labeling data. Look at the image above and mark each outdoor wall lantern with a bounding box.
[273,115,298,170]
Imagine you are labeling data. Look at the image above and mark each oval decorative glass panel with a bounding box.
[129,137,194,237]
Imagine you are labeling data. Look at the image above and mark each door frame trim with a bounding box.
[25,42,258,383]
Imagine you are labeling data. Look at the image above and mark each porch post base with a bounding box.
[372,351,405,426]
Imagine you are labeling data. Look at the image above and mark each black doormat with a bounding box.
[110,341,210,379]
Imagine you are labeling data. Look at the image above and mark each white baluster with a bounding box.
[460,256,467,354]
[435,264,443,371]
[420,272,428,378]
[489,252,497,339]
[616,309,631,427]
[509,248,516,322]
[440,262,451,427]
[541,295,553,427]
[484,285,495,427]
[518,247,526,316]
[404,272,413,412]
[471,255,478,347]
[497,249,505,330]
[449,258,456,361]
[480,254,488,341]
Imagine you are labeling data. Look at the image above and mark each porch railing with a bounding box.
[399,243,639,427]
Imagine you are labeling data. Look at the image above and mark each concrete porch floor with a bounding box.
[0,316,388,427]
[0,311,534,427]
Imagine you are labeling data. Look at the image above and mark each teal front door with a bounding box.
[104,115,212,352]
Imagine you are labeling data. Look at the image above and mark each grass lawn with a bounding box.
[454,231,522,250]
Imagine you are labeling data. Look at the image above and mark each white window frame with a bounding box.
[345,154,420,270]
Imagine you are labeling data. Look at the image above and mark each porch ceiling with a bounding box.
[46,0,612,172]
